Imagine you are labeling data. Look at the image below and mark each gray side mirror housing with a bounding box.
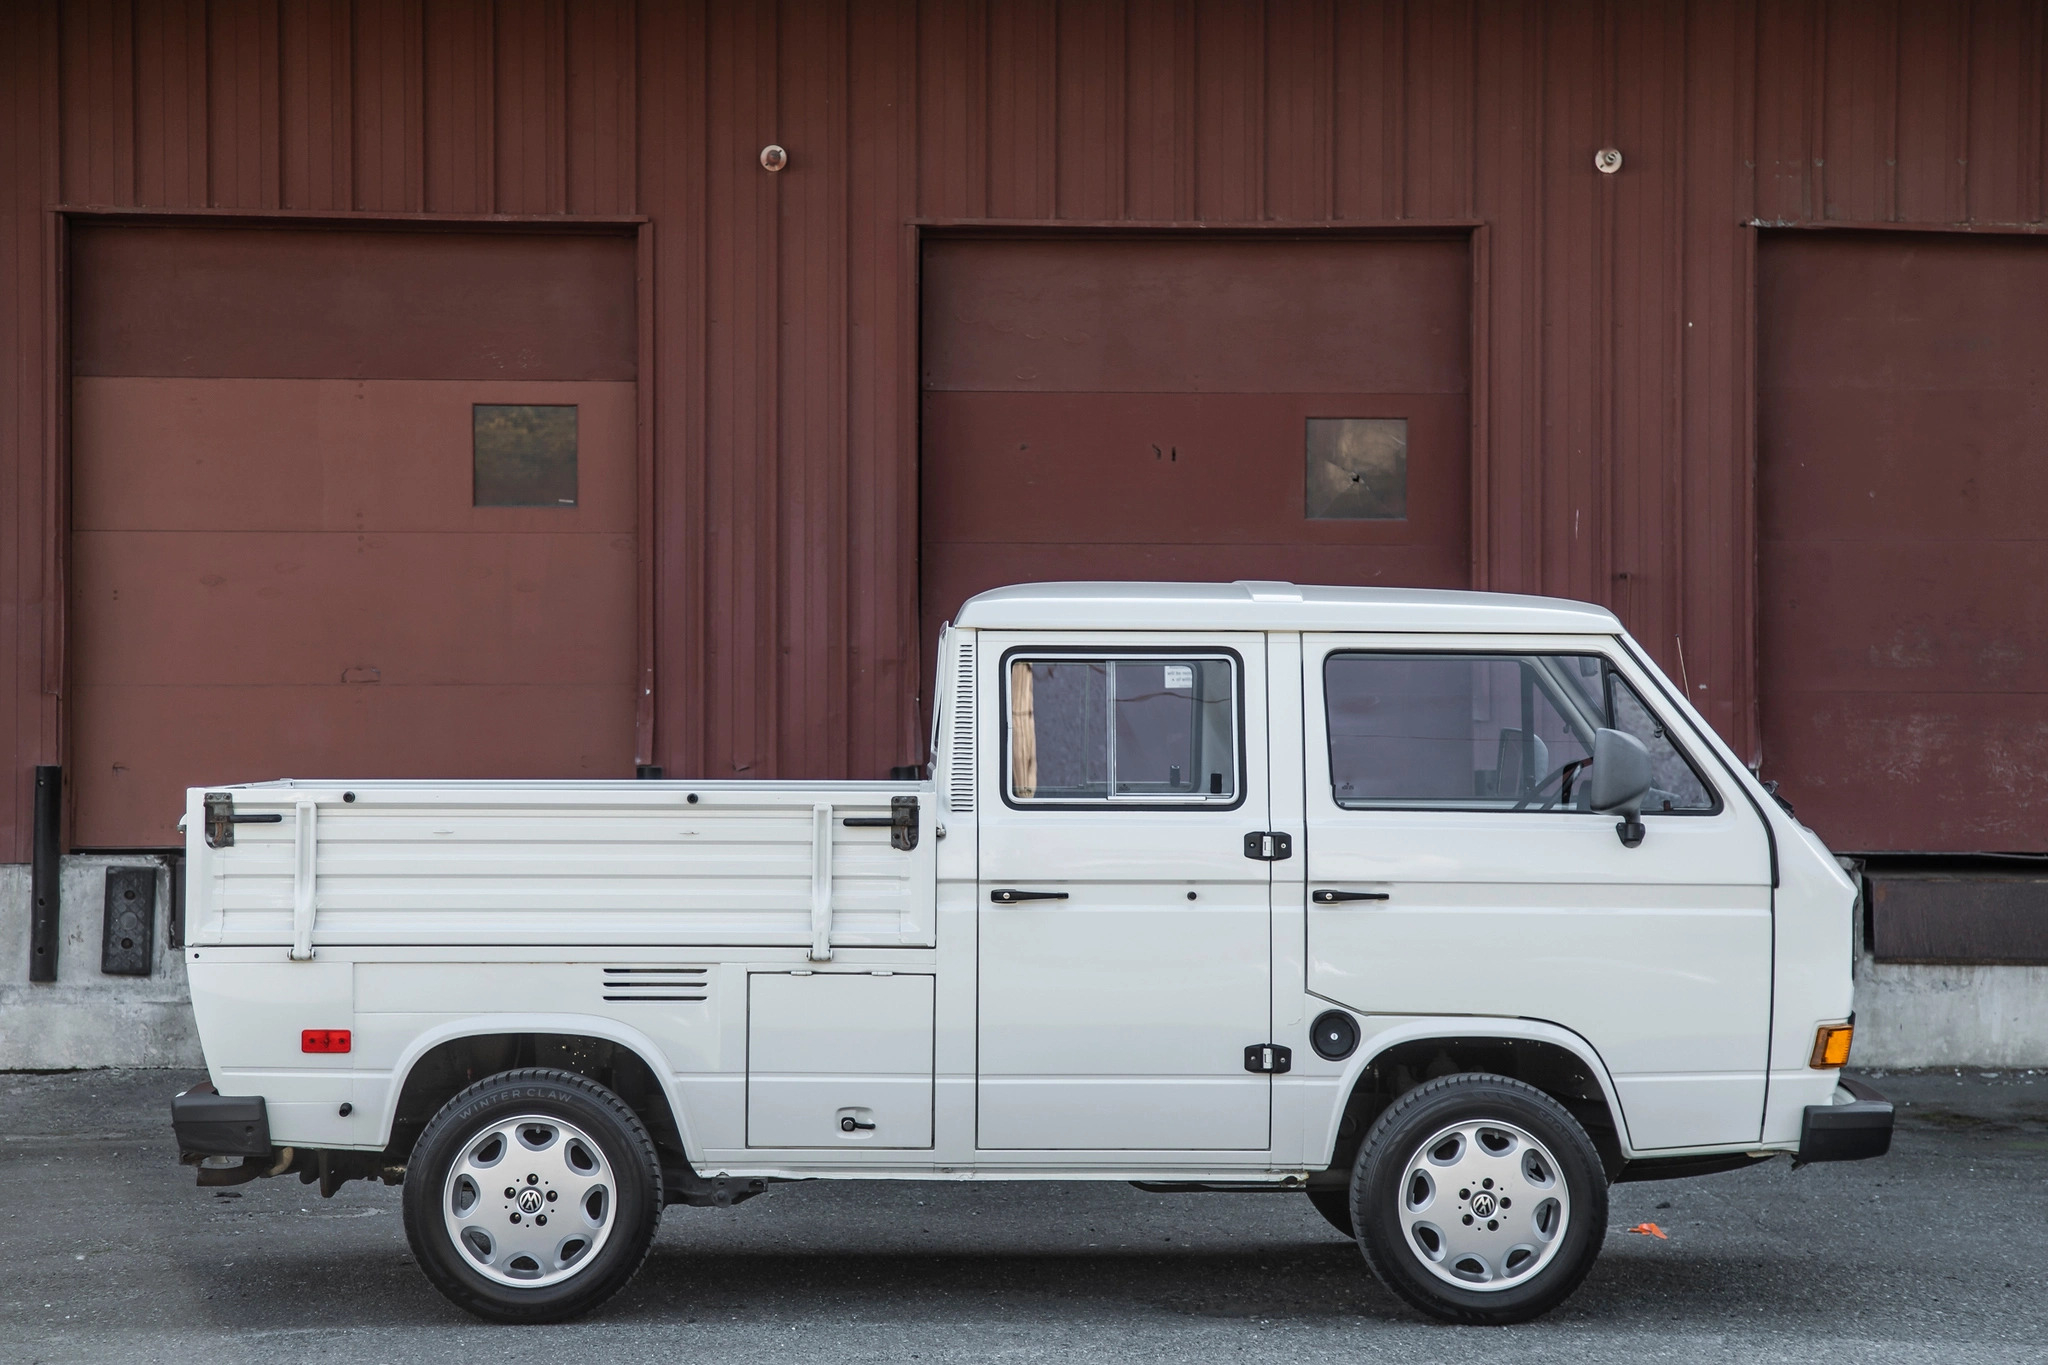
[1588,728,1653,847]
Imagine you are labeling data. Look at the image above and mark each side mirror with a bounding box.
[1588,728,1653,847]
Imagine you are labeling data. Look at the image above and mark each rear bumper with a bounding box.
[1797,1073,1894,1165]
[171,1081,271,1158]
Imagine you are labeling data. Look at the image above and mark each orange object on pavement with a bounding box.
[1628,1223,1669,1239]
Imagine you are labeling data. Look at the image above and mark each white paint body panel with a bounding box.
[974,631,1272,1152]
[181,582,1860,1176]
[746,972,935,1149]
[1300,633,1775,1151]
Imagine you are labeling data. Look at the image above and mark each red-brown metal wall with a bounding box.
[4,0,2047,859]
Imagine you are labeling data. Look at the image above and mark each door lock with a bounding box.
[1244,1043,1293,1074]
[1243,831,1293,861]
[839,1116,876,1132]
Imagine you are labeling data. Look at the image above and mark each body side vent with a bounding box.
[947,631,976,812]
[601,966,710,1003]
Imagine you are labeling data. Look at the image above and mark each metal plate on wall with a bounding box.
[1869,873,2048,965]
[101,866,156,976]
[1305,417,1408,519]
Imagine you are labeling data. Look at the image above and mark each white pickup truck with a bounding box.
[171,581,1892,1325]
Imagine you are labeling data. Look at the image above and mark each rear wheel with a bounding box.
[1351,1073,1607,1324]
[402,1068,663,1323]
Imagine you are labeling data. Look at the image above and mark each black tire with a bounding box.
[402,1068,663,1323]
[1306,1187,1356,1239]
[1350,1073,1607,1325]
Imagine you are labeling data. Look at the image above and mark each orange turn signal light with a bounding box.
[1809,1022,1853,1069]
[301,1028,352,1054]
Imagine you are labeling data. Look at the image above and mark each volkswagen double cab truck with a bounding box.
[171,582,1892,1324]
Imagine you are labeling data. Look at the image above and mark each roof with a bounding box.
[951,581,1623,635]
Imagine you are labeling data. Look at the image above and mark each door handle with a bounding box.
[1312,889,1391,904]
[989,888,1069,904]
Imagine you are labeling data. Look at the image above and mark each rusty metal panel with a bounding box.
[10,0,2048,860]
[69,211,638,854]
[1759,232,2048,853]
[68,376,638,846]
[922,236,1471,394]
[424,0,497,214]
[1869,873,2048,965]
[71,378,636,533]
[920,235,1471,650]
[71,225,636,380]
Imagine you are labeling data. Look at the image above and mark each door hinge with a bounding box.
[1244,1043,1293,1074]
[1243,830,1293,861]
[841,794,920,850]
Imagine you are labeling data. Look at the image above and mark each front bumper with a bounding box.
[171,1081,271,1158]
[1797,1073,1894,1165]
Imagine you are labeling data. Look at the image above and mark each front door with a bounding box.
[1300,635,1775,1150]
[976,633,1273,1153]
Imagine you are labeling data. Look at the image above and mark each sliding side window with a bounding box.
[1006,655,1239,806]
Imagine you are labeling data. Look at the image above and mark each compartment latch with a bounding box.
[842,794,920,851]
[203,792,284,849]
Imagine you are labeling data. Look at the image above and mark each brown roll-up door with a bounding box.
[1759,233,2048,853]
[69,225,637,847]
[919,236,1471,657]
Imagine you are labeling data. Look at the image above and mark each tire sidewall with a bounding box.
[403,1070,662,1323]
[1351,1076,1608,1324]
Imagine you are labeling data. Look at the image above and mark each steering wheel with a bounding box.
[1509,756,1594,812]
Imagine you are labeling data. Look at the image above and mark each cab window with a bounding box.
[1006,655,1239,805]
[1323,652,1715,814]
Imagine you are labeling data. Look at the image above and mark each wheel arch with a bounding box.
[1314,1017,1634,1180]
[375,1015,698,1172]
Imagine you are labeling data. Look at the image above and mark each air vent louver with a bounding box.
[947,632,976,812]
[601,966,710,1003]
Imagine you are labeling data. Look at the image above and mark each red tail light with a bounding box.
[301,1029,352,1053]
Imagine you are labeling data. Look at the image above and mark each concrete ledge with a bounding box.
[1853,952,2048,1069]
[0,858,203,1070]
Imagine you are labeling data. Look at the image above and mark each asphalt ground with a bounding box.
[5,1068,2045,1364]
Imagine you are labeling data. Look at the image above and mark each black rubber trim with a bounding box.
[171,1081,272,1157]
[1796,1073,1895,1165]
[1615,1151,1774,1183]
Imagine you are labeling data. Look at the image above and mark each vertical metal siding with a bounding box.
[4,0,2048,857]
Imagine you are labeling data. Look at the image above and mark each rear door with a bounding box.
[975,633,1273,1153]
[1301,635,1774,1150]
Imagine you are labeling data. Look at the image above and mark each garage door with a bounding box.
[69,225,637,848]
[1758,233,2048,853]
[920,236,1470,652]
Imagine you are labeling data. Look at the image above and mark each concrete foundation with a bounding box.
[0,856,203,1070]
[1851,953,2048,1068]
[2,858,2042,1070]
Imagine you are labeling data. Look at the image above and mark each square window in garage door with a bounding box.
[474,403,578,507]
[1305,417,1407,520]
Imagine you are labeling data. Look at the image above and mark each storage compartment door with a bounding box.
[746,973,934,1149]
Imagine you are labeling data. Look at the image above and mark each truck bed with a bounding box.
[186,780,935,952]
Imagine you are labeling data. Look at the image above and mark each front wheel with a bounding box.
[402,1068,663,1323]
[1351,1074,1607,1324]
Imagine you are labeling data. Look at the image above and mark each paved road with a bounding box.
[6,1068,2044,1364]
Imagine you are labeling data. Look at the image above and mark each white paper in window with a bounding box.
[1162,665,1194,690]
